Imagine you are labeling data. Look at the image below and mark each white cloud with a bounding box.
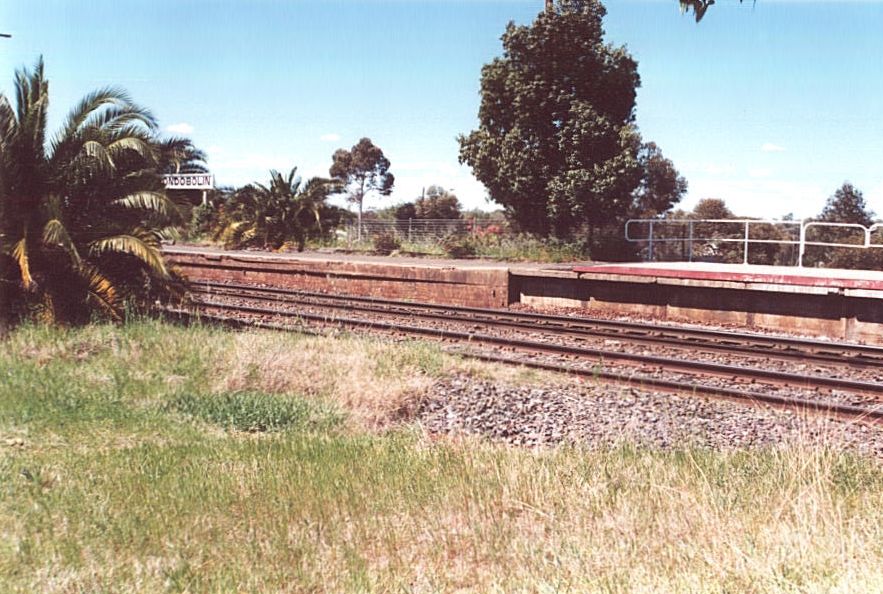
[320,133,341,142]
[166,122,194,135]
[760,142,786,153]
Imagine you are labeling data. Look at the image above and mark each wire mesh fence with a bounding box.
[342,219,505,245]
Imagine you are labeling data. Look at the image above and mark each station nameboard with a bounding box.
[163,173,214,190]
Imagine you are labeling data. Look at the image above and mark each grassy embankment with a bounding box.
[2,320,882,593]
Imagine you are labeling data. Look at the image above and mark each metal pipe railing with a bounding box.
[624,219,883,267]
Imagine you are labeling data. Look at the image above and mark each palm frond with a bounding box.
[157,137,208,174]
[89,231,168,277]
[81,139,115,170]
[79,263,122,320]
[43,218,81,265]
[11,236,32,289]
[0,94,15,148]
[57,86,155,141]
[13,58,48,163]
[83,103,156,133]
[106,135,156,163]
[111,191,179,219]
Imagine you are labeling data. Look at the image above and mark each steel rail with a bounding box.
[184,296,883,399]
[164,307,883,425]
[188,280,883,368]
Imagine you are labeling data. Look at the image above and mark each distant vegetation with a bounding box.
[210,168,344,251]
[647,183,883,269]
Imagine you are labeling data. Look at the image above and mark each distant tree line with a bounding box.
[193,137,398,250]
[649,183,883,270]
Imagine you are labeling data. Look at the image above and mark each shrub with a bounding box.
[189,203,216,237]
[373,232,401,255]
[441,234,476,258]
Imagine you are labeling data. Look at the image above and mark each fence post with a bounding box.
[648,221,654,261]
[688,221,694,263]
[743,221,750,265]
[408,218,412,243]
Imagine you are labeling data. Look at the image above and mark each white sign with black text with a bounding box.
[163,173,214,190]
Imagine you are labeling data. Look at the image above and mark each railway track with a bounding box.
[189,280,883,368]
[174,280,883,424]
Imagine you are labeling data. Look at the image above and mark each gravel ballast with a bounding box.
[416,375,883,456]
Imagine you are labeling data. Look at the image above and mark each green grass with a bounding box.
[2,321,883,592]
[170,390,339,432]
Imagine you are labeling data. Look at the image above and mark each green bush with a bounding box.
[373,231,401,255]
[440,233,476,258]
[171,391,331,432]
[189,203,216,238]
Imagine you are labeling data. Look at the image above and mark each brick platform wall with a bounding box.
[166,251,510,309]
[511,273,883,344]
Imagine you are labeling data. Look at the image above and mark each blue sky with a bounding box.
[2,0,882,219]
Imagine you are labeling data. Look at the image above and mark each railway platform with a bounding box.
[165,246,883,344]
[164,246,511,308]
[512,262,883,343]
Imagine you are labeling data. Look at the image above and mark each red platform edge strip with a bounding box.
[572,265,883,291]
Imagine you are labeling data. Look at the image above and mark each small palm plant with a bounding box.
[216,168,341,251]
[0,57,194,324]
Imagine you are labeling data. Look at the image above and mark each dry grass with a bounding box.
[211,332,435,428]
[209,330,549,430]
[2,320,882,593]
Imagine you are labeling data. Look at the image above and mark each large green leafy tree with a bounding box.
[215,168,342,251]
[0,58,190,324]
[459,0,646,237]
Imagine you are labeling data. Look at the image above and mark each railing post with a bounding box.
[743,221,750,265]
[798,222,806,267]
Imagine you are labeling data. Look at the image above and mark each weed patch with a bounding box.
[170,391,337,433]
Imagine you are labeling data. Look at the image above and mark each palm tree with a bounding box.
[0,57,184,323]
[216,168,341,251]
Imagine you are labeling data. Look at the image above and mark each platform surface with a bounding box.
[572,261,883,292]
[164,244,514,271]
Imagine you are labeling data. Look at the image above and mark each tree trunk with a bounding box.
[357,178,366,242]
